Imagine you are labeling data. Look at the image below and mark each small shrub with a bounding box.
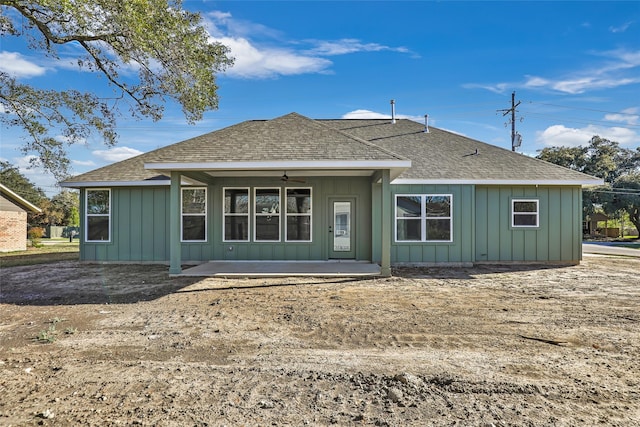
[35,325,57,343]
[34,318,75,343]
[28,227,45,248]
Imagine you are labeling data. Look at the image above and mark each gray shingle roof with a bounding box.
[321,119,601,183]
[62,112,601,185]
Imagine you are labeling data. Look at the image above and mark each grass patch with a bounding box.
[0,241,79,268]
[34,318,76,344]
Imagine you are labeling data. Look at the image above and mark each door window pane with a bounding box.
[333,201,351,251]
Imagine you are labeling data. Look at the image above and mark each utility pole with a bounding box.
[498,91,522,152]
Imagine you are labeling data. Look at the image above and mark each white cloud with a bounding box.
[536,124,640,147]
[342,109,391,119]
[0,51,47,78]
[609,21,633,33]
[342,109,425,123]
[205,11,411,79]
[71,159,97,167]
[468,48,640,95]
[92,146,143,162]
[306,39,410,56]
[604,107,639,126]
[213,36,332,78]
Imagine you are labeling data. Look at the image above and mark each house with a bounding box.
[0,183,42,252]
[61,112,602,275]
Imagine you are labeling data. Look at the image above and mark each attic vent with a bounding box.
[424,114,429,133]
[390,99,396,124]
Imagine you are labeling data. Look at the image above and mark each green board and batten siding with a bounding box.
[385,184,476,265]
[80,181,583,264]
[80,176,372,262]
[80,187,171,262]
[474,186,582,263]
[383,184,582,264]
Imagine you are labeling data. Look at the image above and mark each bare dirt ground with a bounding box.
[1,255,639,426]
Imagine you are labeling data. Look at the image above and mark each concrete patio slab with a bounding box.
[177,260,381,277]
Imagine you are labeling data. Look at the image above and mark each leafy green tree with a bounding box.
[1,0,233,180]
[537,136,635,182]
[0,160,46,204]
[50,190,79,225]
[30,190,79,227]
[537,136,639,221]
[605,173,640,236]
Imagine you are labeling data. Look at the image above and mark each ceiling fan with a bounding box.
[280,171,306,183]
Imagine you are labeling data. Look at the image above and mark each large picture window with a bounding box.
[512,199,539,227]
[182,187,207,241]
[254,188,280,241]
[224,188,249,241]
[86,189,110,242]
[395,194,452,242]
[286,188,312,241]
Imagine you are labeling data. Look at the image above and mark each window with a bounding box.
[86,189,110,242]
[512,199,539,227]
[286,188,312,241]
[182,187,207,241]
[395,194,452,242]
[254,188,280,241]
[224,188,249,241]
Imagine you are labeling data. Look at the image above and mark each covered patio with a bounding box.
[176,260,381,277]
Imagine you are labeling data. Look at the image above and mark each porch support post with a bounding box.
[169,171,182,275]
[380,169,392,276]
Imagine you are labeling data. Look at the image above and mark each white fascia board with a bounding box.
[392,178,605,186]
[144,160,411,171]
[0,183,42,212]
[60,180,170,188]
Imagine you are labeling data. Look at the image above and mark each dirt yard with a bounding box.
[1,255,638,426]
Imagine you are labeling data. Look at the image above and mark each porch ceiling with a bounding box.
[144,160,411,181]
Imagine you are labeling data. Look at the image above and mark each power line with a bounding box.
[527,101,639,116]
[520,111,640,128]
[587,188,640,196]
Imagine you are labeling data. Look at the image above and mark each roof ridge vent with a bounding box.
[390,99,396,124]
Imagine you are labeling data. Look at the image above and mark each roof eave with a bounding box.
[392,178,605,187]
[0,183,42,212]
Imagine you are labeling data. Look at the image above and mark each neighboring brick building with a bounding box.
[0,183,42,252]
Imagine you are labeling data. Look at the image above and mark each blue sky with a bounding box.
[1,1,639,196]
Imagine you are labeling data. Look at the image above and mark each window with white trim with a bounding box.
[181,187,207,241]
[254,188,280,241]
[395,194,452,242]
[224,188,249,241]
[286,188,312,241]
[86,189,111,242]
[512,199,539,227]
